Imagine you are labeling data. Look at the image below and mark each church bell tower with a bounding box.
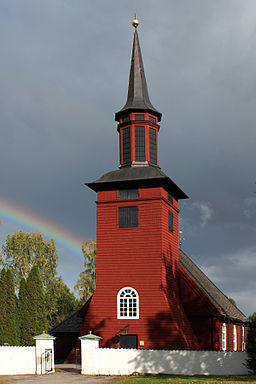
[81,19,200,350]
[115,20,162,168]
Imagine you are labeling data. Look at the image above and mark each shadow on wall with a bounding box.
[128,349,248,375]
[147,311,181,349]
[83,317,122,348]
[83,318,107,339]
[147,247,199,350]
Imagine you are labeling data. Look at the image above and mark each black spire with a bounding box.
[115,28,162,122]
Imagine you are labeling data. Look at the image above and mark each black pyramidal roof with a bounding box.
[50,309,83,333]
[179,250,246,321]
[86,165,188,200]
[115,28,162,122]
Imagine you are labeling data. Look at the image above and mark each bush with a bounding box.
[246,312,256,374]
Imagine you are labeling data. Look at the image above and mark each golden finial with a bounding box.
[132,13,139,28]
[89,330,92,334]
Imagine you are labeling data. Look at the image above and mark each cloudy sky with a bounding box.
[0,0,256,316]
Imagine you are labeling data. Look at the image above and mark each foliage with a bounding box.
[74,240,96,304]
[0,269,19,345]
[246,312,256,374]
[0,269,7,345]
[21,265,47,345]
[45,276,79,328]
[5,266,78,344]
[228,297,237,307]
[18,277,29,345]
[1,231,58,288]
[0,230,83,342]
[114,375,256,384]
[5,269,19,344]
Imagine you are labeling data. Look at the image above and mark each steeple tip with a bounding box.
[115,20,162,122]
[132,15,139,29]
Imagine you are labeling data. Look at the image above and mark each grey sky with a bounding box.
[0,0,256,316]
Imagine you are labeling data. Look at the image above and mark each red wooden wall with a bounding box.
[80,186,199,349]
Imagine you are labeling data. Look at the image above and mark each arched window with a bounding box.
[233,325,237,351]
[222,323,227,351]
[117,287,139,319]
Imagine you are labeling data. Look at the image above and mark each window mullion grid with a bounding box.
[122,127,131,164]
[135,126,145,161]
[118,287,139,319]
[149,127,157,164]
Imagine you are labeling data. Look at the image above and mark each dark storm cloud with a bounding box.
[0,0,256,314]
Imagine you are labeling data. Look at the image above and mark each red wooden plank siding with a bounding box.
[81,186,200,349]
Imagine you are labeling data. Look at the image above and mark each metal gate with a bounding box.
[75,348,81,368]
[45,349,53,372]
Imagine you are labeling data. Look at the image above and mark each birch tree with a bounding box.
[1,231,58,288]
[74,240,96,304]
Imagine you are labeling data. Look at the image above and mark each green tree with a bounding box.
[5,269,19,345]
[18,277,29,345]
[246,312,256,374]
[1,231,58,289]
[0,269,7,344]
[0,269,19,345]
[228,297,237,307]
[24,265,47,345]
[45,277,79,328]
[74,240,96,304]
[1,230,81,332]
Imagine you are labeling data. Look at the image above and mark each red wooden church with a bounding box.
[52,20,247,361]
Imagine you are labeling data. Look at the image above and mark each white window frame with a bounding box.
[222,323,227,351]
[242,326,245,351]
[117,287,139,319]
[233,325,237,351]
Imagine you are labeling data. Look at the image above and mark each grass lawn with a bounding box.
[114,375,256,384]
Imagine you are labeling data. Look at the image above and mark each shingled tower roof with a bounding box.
[115,27,162,122]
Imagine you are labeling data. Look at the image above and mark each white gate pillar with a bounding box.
[33,333,56,374]
[79,332,102,375]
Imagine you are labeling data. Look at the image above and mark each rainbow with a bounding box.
[0,197,84,260]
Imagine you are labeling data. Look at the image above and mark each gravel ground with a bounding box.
[1,364,117,384]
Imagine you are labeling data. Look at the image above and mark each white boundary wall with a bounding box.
[0,346,36,375]
[95,349,249,375]
[0,336,55,375]
[80,338,249,375]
